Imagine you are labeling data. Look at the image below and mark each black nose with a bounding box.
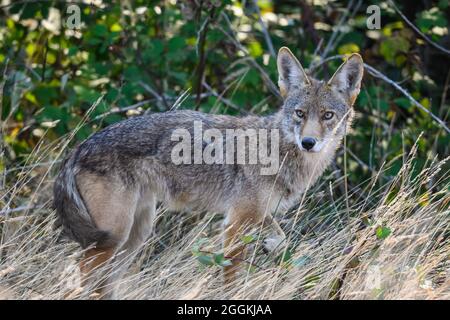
[301,137,316,150]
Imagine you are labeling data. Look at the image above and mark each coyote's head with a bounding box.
[277,47,364,153]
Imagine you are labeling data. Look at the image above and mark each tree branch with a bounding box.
[202,81,249,114]
[251,0,275,58]
[218,12,281,100]
[364,63,450,134]
[195,8,217,109]
[388,0,450,56]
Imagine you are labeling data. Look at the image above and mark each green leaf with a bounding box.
[213,253,232,267]
[241,234,256,244]
[68,46,78,56]
[213,252,224,264]
[74,86,102,104]
[197,254,215,266]
[438,0,448,9]
[275,248,293,267]
[379,37,410,64]
[416,7,447,33]
[376,226,392,240]
[293,255,311,268]
[394,97,411,109]
[92,24,108,38]
[110,23,122,32]
[103,114,123,125]
[280,248,292,263]
[143,40,164,63]
[167,37,186,60]
[40,105,64,121]
[377,99,389,112]
[243,69,260,87]
[220,259,233,267]
[338,43,360,55]
[248,41,263,57]
[124,66,142,81]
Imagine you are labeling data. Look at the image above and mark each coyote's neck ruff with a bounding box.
[54,47,363,298]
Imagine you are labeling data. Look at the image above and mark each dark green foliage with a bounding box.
[1,0,448,190]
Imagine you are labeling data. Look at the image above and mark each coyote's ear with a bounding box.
[277,47,310,99]
[328,53,364,106]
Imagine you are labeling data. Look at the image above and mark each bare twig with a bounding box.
[0,59,9,190]
[312,39,324,58]
[170,89,192,111]
[92,99,153,121]
[439,68,450,114]
[309,54,343,74]
[138,81,170,110]
[195,8,217,108]
[41,39,48,82]
[139,81,165,102]
[202,81,247,114]
[218,13,281,100]
[299,1,321,48]
[251,0,275,58]
[3,160,63,175]
[388,0,450,56]
[93,92,211,119]
[0,204,46,215]
[364,63,450,134]
[319,0,361,61]
[308,0,361,73]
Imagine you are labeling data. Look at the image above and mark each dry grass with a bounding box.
[0,125,449,300]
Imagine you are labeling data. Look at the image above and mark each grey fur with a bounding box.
[53,155,114,248]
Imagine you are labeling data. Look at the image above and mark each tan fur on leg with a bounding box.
[223,203,264,283]
[80,247,115,298]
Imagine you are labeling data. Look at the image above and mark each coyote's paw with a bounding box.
[262,235,286,253]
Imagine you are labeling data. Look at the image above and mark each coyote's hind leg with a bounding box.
[107,190,157,293]
[77,172,138,299]
[79,246,116,297]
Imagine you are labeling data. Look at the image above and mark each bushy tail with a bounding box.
[53,154,113,249]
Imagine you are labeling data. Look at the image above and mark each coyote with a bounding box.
[54,47,363,298]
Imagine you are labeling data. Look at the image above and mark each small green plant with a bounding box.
[376,225,392,240]
[240,234,257,244]
[192,238,232,268]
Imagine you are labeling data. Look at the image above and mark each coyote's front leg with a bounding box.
[223,204,286,283]
[262,215,287,253]
[223,203,263,283]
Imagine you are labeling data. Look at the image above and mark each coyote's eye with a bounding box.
[295,110,305,118]
[323,111,334,120]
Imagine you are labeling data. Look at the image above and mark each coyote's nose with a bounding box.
[301,137,316,151]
